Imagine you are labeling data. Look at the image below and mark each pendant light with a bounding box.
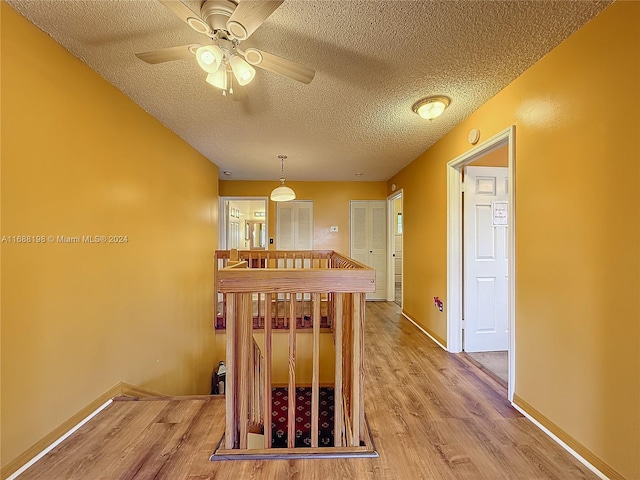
[270,155,296,202]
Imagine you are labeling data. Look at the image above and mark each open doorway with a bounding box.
[387,191,403,307]
[446,127,516,401]
[219,197,268,250]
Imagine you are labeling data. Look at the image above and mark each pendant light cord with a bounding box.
[278,154,287,179]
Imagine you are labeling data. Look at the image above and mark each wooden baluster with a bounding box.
[264,293,273,449]
[238,292,253,449]
[251,343,256,426]
[284,290,289,329]
[358,292,366,444]
[329,292,334,331]
[342,293,353,434]
[257,292,262,330]
[311,292,321,447]
[225,292,237,449]
[333,293,343,447]
[221,292,227,330]
[351,292,363,446]
[287,293,297,448]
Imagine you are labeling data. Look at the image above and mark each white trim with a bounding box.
[511,402,610,480]
[7,399,113,480]
[446,126,516,401]
[386,190,403,303]
[402,312,447,351]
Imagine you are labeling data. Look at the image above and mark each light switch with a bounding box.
[330,226,339,233]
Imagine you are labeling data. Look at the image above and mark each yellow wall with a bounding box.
[389,3,639,478]
[470,144,508,167]
[1,3,219,469]
[219,181,387,254]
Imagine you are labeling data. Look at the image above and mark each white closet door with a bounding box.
[276,203,294,250]
[295,202,314,250]
[369,203,387,299]
[276,201,314,251]
[350,201,387,300]
[350,203,368,265]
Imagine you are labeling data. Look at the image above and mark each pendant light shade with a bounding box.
[270,179,296,202]
[270,155,296,202]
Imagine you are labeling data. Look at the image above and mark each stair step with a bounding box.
[271,387,334,448]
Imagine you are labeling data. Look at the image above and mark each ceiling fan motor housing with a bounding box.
[200,0,237,32]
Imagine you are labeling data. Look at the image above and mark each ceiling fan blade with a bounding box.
[135,44,200,64]
[226,1,284,40]
[243,48,315,84]
[158,0,212,35]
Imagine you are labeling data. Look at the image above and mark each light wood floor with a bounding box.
[18,302,597,479]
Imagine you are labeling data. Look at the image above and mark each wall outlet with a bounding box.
[434,296,444,312]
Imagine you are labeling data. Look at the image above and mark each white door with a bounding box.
[463,166,509,352]
[276,201,313,250]
[351,201,387,300]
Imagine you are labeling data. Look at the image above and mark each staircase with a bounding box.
[271,387,334,448]
[211,249,378,460]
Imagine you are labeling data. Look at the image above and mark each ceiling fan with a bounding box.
[136,0,315,95]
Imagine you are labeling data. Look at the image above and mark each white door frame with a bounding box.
[387,190,403,302]
[446,126,516,401]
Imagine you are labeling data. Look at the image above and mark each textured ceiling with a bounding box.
[6,0,610,181]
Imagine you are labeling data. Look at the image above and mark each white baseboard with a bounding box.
[511,402,610,480]
[6,400,112,480]
[401,312,447,351]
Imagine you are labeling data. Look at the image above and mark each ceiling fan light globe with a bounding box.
[196,45,223,74]
[206,69,228,90]
[201,51,215,65]
[229,55,256,86]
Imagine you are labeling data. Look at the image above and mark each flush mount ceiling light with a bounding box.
[412,96,451,120]
[270,155,296,202]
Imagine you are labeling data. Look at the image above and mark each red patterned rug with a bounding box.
[271,387,334,448]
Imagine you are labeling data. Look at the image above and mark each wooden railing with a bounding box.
[214,249,375,457]
[214,250,334,330]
